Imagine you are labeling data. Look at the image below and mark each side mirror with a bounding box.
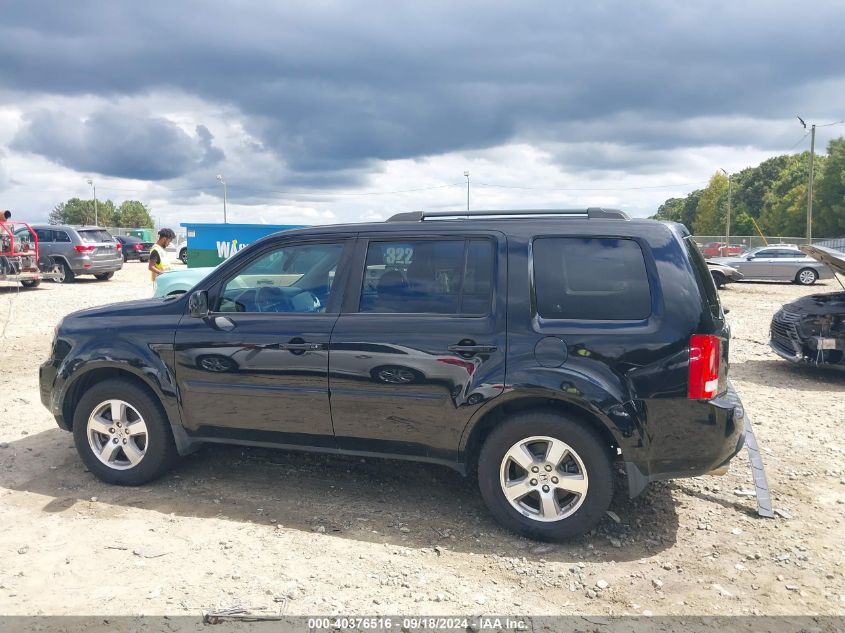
[745,255,754,261]
[188,290,209,318]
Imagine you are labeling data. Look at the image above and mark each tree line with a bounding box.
[654,137,845,238]
[49,198,155,229]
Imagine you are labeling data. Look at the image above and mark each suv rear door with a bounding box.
[76,228,121,263]
[328,233,507,461]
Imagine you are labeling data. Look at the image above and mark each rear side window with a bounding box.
[359,238,494,315]
[77,229,114,243]
[55,231,71,243]
[684,236,721,318]
[533,237,651,320]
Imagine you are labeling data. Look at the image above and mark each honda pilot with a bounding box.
[40,209,745,540]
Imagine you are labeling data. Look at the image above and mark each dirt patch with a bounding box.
[1,267,843,616]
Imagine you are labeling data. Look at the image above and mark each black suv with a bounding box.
[40,209,745,540]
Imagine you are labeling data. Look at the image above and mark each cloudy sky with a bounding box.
[1,1,843,230]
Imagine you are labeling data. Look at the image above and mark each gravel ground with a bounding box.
[0,263,844,618]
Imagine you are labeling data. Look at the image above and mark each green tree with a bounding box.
[116,200,155,228]
[757,152,827,237]
[49,198,117,226]
[693,172,730,235]
[814,138,845,237]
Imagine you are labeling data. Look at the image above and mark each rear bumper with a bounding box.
[625,382,747,497]
[72,259,123,274]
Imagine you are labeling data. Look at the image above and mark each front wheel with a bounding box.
[477,411,613,540]
[54,262,75,284]
[711,271,726,289]
[795,268,818,285]
[72,379,178,485]
[179,247,188,264]
[95,272,114,281]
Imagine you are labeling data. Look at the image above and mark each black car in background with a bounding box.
[770,244,845,369]
[114,235,152,262]
[40,209,746,540]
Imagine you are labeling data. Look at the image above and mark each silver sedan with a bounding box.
[710,245,832,285]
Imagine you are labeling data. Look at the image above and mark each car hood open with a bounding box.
[800,244,845,276]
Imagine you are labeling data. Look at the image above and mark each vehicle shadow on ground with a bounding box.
[2,428,681,561]
[732,358,845,391]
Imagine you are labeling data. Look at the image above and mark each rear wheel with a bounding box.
[54,262,75,284]
[95,272,114,281]
[795,268,818,285]
[478,411,613,540]
[179,247,188,264]
[21,279,41,288]
[72,379,178,485]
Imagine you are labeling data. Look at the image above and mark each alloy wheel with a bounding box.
[798,269,817,285]
[499,435,588,522]
[87,399,148,470]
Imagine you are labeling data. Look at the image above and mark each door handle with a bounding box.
[278,342,325,351]
[448,344,498,355]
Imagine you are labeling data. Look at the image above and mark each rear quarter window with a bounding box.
[533,237,651,320]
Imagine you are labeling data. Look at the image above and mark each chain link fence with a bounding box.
[693,235,845,253]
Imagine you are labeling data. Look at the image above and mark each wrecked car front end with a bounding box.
[770,244,845,369]
[770,294,845,368]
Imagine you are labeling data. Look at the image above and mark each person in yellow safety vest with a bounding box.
[148,228,176,284]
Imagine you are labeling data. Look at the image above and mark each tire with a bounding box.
[711,271,726,289]
[72,378,178,485]
[54,262,75,284]
[795,268,818,286]
[370,365,423,384]
[179,247,188,264]
[95,272,114,281]
[477,410,613,540]
[21,280,41,288]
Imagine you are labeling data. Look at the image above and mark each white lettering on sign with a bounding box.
[216,240,249,259]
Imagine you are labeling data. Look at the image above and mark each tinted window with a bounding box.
[755,249,777,258]
[359,238,494,315]
[55,231,71,243]
[35,228,52,242]
[218,242,344,313]
[77,229,115,243]
[533,237,651,320]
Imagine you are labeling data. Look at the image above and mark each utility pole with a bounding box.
[87,178,98,226]
[216,174,228,223]
[464,171,470,212]
[719,169,732,253]
[807,124,816,244]
[797,116,816,243]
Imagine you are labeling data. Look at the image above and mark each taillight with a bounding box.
[74,245,95,253]
[134,244,142,251]
[688,335,721,399]
[115,242,122,250]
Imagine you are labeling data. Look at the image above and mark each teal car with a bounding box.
[154,266,216,297]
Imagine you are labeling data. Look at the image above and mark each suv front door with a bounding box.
[329,234,507,462]
[174,238,352,445]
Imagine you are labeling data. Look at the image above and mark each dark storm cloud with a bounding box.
[12,109,224,180]
[1,1,843,178]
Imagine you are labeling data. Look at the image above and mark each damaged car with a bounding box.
[770,245,845,369]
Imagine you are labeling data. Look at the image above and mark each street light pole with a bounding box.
[464,171,470,212]
[216,174,228,223]
[87,178,98,226]
[719,168,732,253]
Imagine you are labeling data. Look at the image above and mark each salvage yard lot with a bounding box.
[1,264,843,617]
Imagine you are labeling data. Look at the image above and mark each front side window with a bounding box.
[359,238,494,314]
[217,242,344,313]
[533,237,652,320]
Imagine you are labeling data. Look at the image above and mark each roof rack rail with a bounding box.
[386,208,629,222]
